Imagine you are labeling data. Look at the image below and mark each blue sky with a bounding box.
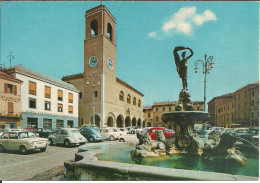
[1,1,259,108]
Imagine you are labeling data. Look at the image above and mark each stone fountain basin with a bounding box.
[162,111,210,124]
[64,142,258,181]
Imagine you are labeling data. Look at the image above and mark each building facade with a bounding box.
[208,82,259,127]
[0,71,22,129]
[62,5,144,128]
[6,65,79,129]
[143,101,204,127]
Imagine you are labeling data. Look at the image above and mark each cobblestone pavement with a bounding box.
[0,145,78,181]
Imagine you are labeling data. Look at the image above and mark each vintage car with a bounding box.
[238,128,259,144]
[146,127,175,140]
[100,128,120,141]
[35,128,57,138]
[48,128,86,147]
[81,124,99,129]
[0,131,48,154]
[79,127,105,142]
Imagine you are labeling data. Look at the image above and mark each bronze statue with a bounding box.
[173,46,193,90]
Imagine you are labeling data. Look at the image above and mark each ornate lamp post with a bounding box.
[194,54,214,111]
[86,74,100,125]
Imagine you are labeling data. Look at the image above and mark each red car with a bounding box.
[146,127,175,140]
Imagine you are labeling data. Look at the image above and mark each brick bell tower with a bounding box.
[83,5,117,127]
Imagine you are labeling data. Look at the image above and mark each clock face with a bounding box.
[107,58,113,70]
[89,56,98,67]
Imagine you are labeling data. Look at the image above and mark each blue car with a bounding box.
[79,127,105,142]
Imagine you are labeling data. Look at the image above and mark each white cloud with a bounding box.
[192,10,217,25]
[148,32,157,38]
[161,6,216,35]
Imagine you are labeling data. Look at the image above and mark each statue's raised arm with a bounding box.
[173,46,186,73]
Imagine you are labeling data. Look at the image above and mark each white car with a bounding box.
[0,131,48,154]
[48,128,86,147]
[100,128,119,141]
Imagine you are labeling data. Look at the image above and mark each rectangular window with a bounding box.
[68,120,74,128]
[95,91,98,97]
[8,84,13,93]
[8,102,14,116]
[251,91,255,96]
[43,119,52,129]
[29,81,36,95]
[56,120,64,128]
[163,107,165,111]
[29,98,36,109]
[45,86,51,98]
[148,113,151,118]
[251,100,255,106]
[45,101,51,111]
[169,107,172,111]
[69,93,73,103]
[156,108,158,111]
[58,90,63,101]
[4,83,16,94]
[27,117,38,128]
[79,92,82,99]
[251,112,254,118]
[68,106,73,114]
[58,104,63,112]
[244,92,247,97]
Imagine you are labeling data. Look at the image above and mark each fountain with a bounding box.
[62,46,257,181]
[131,46,248,165]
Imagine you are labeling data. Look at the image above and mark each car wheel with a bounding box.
[109,135,115,141]
[89,136,95,142]
[49,139,54,146]
[119,138,125,142]
[20,145,28,155]
[0,145,6,153]
[64,140,71,148]
[40,147,47,152]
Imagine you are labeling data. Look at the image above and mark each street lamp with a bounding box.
[86,74,100,125]
[194,54,214,111]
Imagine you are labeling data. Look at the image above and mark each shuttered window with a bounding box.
[8,102,14,116]
[4,83,17,95]
[45,101,51,111]
[68,93,73,103]
[68,106,73,114]
[45,86,51,98]
[58,90,63,101]
[58,104,63,112]
[29,82,36,95]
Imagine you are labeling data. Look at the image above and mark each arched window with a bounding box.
[119,91,124,101]
[91,19,98,37]
[133,97,136,106]
[127,94,131,104]
[138,100,141,107]
[155,116,158,122]
[107,23,113,41]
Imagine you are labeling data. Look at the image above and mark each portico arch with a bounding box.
[137,118,142,127]
[116,114,124,128]
[147,122,152,127]
[125,116,131,127]
[132,117,137,126]
[142,121,146,128]
[105,112,116,127]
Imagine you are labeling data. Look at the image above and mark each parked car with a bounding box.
[79,127,105,142]
[208,127,225,135]
[5,128,26,132]
[100,128,119,141]
[35,128,57,138]
[238,128,259,144]
[0,131,48,154]
[146,127,175,140]
[81,124,99,129]
[48,128,86,147]
[234,128,249,135]
[223,128,236,134]
[118,128,128,135]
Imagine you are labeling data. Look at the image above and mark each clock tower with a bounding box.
[83,5,117,127]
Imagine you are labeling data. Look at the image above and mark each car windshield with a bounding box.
[70,130,79,133]
[18,132,37,138]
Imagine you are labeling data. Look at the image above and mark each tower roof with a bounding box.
[85,5,116,23]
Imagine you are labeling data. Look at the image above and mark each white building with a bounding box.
[6,65,79,129]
